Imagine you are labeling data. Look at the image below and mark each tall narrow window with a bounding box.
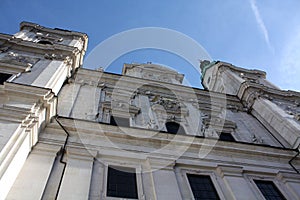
[165,122,185,134]
[110,116,129,127]
[254,180,286,200]
[107,166,138,199]
[0,72,12,85]
[187,174,220,200]
[219,132,235,142]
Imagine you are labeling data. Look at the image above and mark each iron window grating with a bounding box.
[254,180,286,200]
[187,174,220,200]
[107,166,138,199]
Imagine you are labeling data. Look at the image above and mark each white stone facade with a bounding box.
[0,22,299,200]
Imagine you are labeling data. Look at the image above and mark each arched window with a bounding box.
[165,122,185,135]
[37,40,53,45]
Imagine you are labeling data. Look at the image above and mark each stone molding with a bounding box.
[65,147,97,162]
[0,33,82,73]
[216,165,244,177]
[20,21,87,40]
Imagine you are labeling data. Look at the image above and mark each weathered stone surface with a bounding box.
[0,23,299,200]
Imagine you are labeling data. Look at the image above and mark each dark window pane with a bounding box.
[187,174,220,200]
[110,116,129,127]
[254,180,286,200]
[37,40,53,45]
[219,132,235,142]
[107,166,138,199]
[166,122,185,134]
[0,73,12,84]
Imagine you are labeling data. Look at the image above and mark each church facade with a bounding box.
[0,22,299,200]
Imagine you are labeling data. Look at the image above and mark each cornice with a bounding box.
[238,80,300,110]
[0,62,32,74]
[20,21,88,40]
[2,82,55,100]
[47,117,297,161]
[74,68,243,109]
[0,33,79,53]
[19,21,88,55]
[0,83,56,124]
[201,61,266,81]
[216,165,244,177]
[102,101,141,115]
[217,61,266,78]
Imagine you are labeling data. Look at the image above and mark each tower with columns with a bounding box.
[0,22,299,200]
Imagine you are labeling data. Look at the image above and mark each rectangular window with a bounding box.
[110,116,129,127]
[254,180,286,200]
[187,174,220,200]
[219,132,235,142]
[0,72,12,84]
[107,166,138,199]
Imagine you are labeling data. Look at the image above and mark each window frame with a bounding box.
[103,163,143,200]
[181,169,224,200]
[247,175,288,200]
[253,179,287,200]
[187,174,220,200]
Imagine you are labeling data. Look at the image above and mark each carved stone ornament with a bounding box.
[44,53,73,66]
[102,100,140,115]
[0,51,39,71]
[0,46,9,53]
[150,96,181,111]
[35,32,63,42]
[252,135,264,144]
[227,104,240,112]
[142,72,173,83]
[272,99,300,121]
[294,113,300,121]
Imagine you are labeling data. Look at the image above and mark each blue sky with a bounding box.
[1,0,300,90]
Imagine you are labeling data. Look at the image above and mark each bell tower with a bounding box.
[200,60,300,148]
[0,22,88,199]
[1,22,88,94]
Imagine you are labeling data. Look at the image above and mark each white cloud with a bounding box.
[250,0,273,52]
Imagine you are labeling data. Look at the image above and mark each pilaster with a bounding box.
[148,158,182,200]
[216,165,257,200]
[5,143,61,200]
[57,147,96,200]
